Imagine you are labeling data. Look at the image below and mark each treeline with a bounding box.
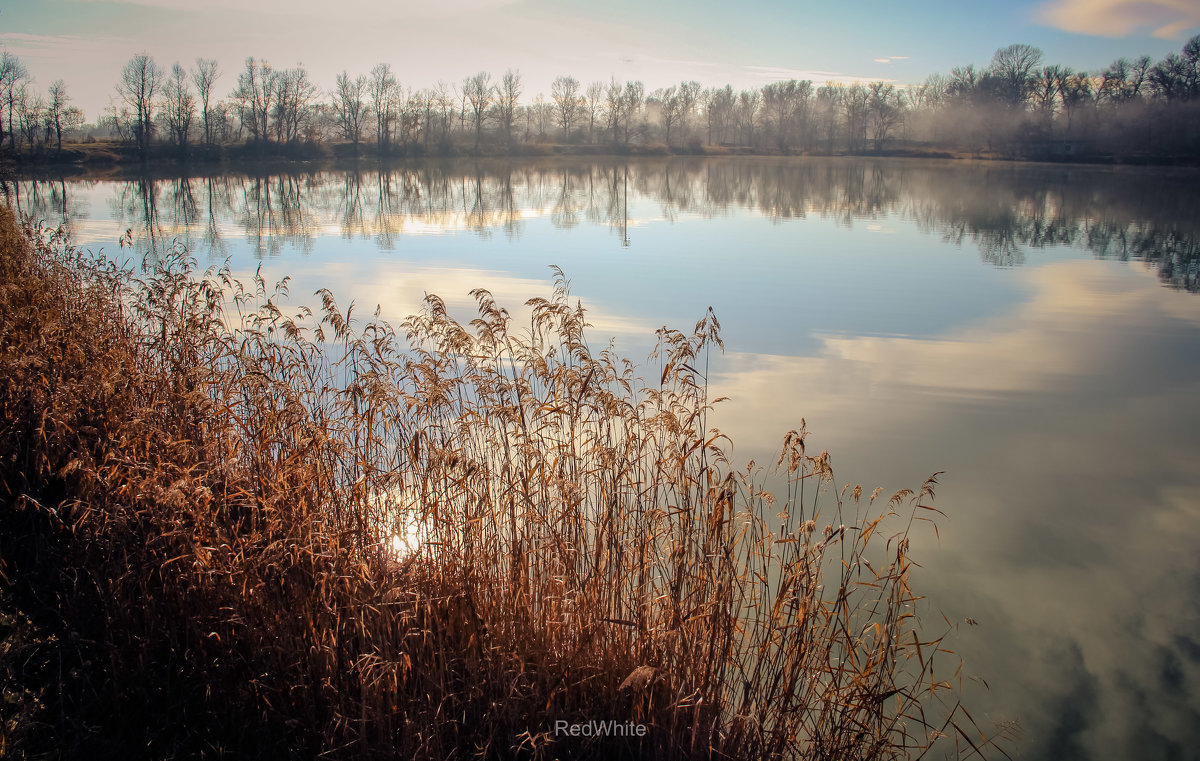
[1,38,1199,162]
[0,53,84,154]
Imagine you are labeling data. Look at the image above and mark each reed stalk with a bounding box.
[0,205,1009,759]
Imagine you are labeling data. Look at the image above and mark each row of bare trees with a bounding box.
[3,37,1198,160]
[911,40,1200,155]
[0,51,84,154]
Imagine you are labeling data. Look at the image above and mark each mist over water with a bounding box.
[7,156,1199,760]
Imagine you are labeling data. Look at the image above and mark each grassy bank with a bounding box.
[1,139,1045,178]
[1,139,723,173]
[0,205,1003,759]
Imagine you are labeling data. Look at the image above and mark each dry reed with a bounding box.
[0,204,1009,759]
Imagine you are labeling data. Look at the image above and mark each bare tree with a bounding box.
[332,70,368,151]
[232,57,274,141]
[434,81,455,144]
[163,62,195,148]
[793,80,814,149]
[1150,54,1189,100]
[369,63,399,150]
[495,69,521,144]
[843,83,869,152]
[208,101,233,144]
[1099,58,1132,104]
[1060,70,1093,133]
[434,81,456,143]
[61,105,84,145]
[1148,37,1198,101]
[734,89,760,145]
[915,74,948,111]
[814,84,840,151]
[15,84,44,151]
[192,58,220,145]
[649,85,681,146]
[758,79,812,150]
[530,93,553,137]
[462,71,492,150]
[761,80,799,150]
[118,53,163,155]
[1030,65,1067,128]
[46,79,71,150]
[398,89,421,145]
[620,80,644,144]
[604,78,624,143]
[677,80,700,144]
[989,43,1044,107]
[584,81,604,143]
[412,88,433,148]
[947,64,980,103]
[552,75,580,140]
[457,82,468,134]
[272,66,317,143]
[867,81,904,151]
[1128,55,1153,99]
[704,85,734,144]
[0,51,28,150]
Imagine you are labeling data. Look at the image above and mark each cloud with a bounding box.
[709,260,1200,456]
[873,56,909,64]
[744,65,892,84]
[236,262,656,339]
[73,0,519,20]
[1035,0,1200,38]
[0,32,128,56]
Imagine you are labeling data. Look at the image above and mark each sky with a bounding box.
[0,0,1197,120]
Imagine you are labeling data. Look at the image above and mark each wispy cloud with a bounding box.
[72,0,519,19]
[710,261,1200,453]
[0,32,129,55]
[744,65,891,84]
[873,56,909,64]
[1035,0,1200,38]
[233,261,656,339]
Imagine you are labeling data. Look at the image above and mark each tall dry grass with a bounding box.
[0,203,1008,759]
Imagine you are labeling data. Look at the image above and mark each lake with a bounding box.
[6,156,1199,761]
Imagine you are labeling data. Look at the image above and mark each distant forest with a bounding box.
[1,38,1198,163]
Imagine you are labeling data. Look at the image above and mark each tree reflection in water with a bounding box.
[3,158,1197,291]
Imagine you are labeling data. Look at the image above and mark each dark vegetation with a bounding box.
[0,203,1009,758]
[1,38,1200,170]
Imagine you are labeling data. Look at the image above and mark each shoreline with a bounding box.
[4,139,1198,181]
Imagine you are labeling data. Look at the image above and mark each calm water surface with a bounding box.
[7,157,1200,761]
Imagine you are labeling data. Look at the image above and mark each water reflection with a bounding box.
[711,260,1200,760]
[5,159,1197,291]
[4,158,1200,760]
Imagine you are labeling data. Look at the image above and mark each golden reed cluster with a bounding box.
[0,205,1009,759]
